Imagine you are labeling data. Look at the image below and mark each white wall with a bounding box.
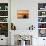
[11,0,38,30]
[11,0,46,29]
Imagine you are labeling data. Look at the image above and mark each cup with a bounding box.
[5,6,8,10]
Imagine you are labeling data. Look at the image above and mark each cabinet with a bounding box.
[38,3,46,37]
[38,37,46,46]
[0,0,11,45]
[0,3,8,37]
[0,35,8,45]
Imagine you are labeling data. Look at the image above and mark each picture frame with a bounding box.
[17,10,29,19]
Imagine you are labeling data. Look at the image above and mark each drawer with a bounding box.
[0,37,8,45]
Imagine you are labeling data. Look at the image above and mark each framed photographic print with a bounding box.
[17,10,29,19]
[38,29,46,37]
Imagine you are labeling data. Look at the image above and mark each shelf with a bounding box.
[38,10,46,11]
[38,28,46,29]
[38,22,46,23]
[0,16,8,17]
[38,3,46,37]
[0,22,8,23]
[0,10,8,11]
[38,16,46,17]
[0,3,8,37]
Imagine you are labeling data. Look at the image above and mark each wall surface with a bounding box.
[11,0,38,30]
